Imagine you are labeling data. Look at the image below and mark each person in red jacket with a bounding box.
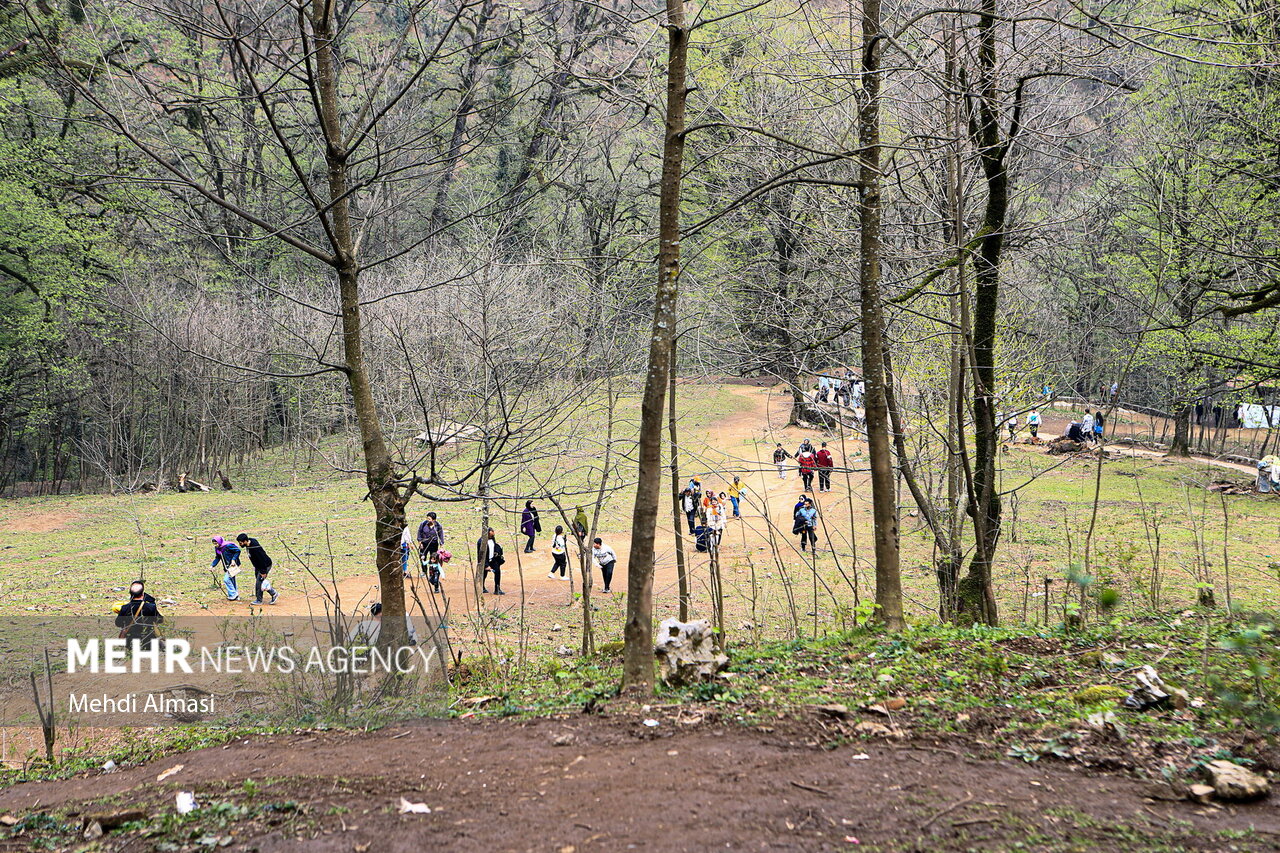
[815,442,835,492]
[797,446,818,491]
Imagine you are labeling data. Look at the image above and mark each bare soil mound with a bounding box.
[2,714,1275,851]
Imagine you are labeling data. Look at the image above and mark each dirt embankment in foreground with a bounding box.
[2,713,1276,852]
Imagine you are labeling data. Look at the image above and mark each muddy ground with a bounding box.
[1,713,1276,852]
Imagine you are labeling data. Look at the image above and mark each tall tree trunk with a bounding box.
[941,18,965,620]
[669,340,690,622]
[956,0,1006,626]
[622,0,688,695]
[857,0,905,630]
[1168,404,1193,456]
[312,1,407,648]
[429,0,496,233]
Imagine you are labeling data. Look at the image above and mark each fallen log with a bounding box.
[1207,479,1255,495]
[176,473,210,492]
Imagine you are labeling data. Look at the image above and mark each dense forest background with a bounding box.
[1,0,1277,494]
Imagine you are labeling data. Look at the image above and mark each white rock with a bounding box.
[397,797,431,814]
[175,791,197,814]
[654,618,727,686]
[1203,760,1271,801]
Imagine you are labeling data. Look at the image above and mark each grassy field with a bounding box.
[0,380,1277,688]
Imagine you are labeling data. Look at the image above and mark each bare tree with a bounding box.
[622,0,688,695]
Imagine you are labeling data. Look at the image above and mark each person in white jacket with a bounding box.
[706,497,727,551]
[591,538,618,593]
[548,525,568,579]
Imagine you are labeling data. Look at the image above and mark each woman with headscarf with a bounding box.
[520,500,541,553]
[211,536,242,601]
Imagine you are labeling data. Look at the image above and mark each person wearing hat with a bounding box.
[687,477,703,507]
[211,536,242,601]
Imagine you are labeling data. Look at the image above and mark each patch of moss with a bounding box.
[1072,685,1127,705]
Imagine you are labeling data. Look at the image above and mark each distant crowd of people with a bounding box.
[815,370,865,409]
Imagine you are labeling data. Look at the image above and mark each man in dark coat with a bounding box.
[236,534,279,605]
[115,581,164,647]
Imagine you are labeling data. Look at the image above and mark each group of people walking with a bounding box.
[210,534,279,605]
[816,371,864,409]
[202,433,849,615]
[399,502,617,596]
[679,475,748,552]
[1064,408,1106,444]
[773,439,837,492]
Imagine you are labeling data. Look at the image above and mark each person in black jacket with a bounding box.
[115,582,164,647]
[520,501,541,553]
[236,534,279,605]
[417,513,445,574]
[476,528,506,595]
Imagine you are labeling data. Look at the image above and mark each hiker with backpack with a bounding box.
[797,445,818,491]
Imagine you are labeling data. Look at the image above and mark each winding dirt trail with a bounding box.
[190,383,874,651]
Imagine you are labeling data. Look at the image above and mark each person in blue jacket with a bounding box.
[212,536,242,601]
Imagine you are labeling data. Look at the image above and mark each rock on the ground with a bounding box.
[654,618,727,685]
[1202,760,1271,802]
[1188,783,1215,803]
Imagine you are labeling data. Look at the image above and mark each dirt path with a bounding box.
[191,383,870,648]
[185,386,1264,652]
[1101,443,1260,477]
[2,715,1275,851]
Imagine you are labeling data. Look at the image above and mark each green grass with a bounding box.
[458,615,1278,760]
